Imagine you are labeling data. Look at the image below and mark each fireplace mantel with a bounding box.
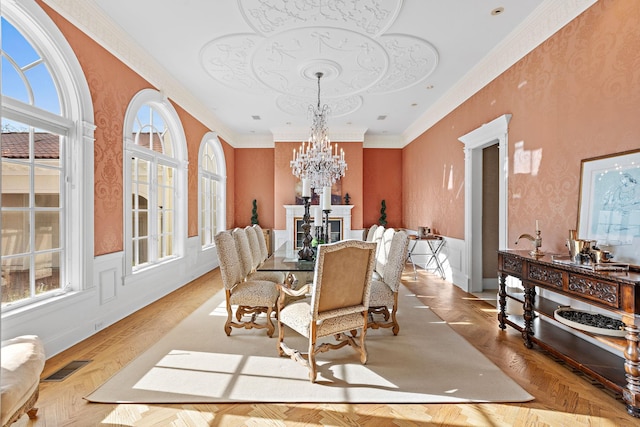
[283,204,354,246]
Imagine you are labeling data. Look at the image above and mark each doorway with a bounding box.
[459,114,511,293]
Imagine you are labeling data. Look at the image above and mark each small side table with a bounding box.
[407,234,445,279]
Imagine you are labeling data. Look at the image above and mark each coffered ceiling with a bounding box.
[44,0,594,147]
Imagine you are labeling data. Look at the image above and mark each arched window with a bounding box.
[1,1,94,310]
[123,89,187,273]
[198,132,226,248]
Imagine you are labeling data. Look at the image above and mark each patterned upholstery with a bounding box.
[368,230,409,335]
[214,231,279,337]
[277,240,377,382]
[376,227,395,279]
[371,226,385,280]
[233,227,284,284]
[253,224,269,261]
[245,226,263,271]
[365,224,378,242]
[231,228,254,278]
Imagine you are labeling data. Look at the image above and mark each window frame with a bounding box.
[198,132,226,248]
[1,0,94,312]
[122,89,187,275]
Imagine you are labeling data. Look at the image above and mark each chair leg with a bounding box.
[277,319,286,356]
[265,305,275,337]
[308,326,318,382]
[360,315,368,364]
[391,293,400,335]
[224,290,233,336]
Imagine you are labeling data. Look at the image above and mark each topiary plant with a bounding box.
[379,199,387,226]
[251,199,259,225]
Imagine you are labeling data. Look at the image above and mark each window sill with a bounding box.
[1,288,96,321]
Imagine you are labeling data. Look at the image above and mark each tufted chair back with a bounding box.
[231,227,253,278]
[214,231,243,290]
[253,224,269,262]
[365,224,378,242]
[382,230,409,292]
[376,228,396,277]
[245,226,263,270]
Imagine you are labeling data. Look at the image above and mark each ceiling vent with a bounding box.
[251,115,261,120]
[377,115,387,120]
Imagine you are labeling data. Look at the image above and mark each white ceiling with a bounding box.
[47,0,594,147]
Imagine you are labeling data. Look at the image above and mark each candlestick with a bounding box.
[323,209,331,243]
[298,196,314,261]
[322,186,331,210]
[302,178,311,198]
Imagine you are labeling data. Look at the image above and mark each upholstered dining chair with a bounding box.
[368,230,409,335]
[276,240,377,382]
[252,224,270,261]
[232,227,285,284]
[365,224,378,242]
[214,231,280,337]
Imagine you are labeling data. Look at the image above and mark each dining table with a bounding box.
[258,241,317,287]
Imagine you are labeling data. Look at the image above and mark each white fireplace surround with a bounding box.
[277,204,355,249]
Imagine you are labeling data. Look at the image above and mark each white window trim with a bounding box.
[198,131,226,248]
[2,0,94,312]
[122,89,188,276]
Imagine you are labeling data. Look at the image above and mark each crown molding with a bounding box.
[363,135,404,149]
[401,0,597,147]
[41,0,596,150]
[271,126,367,143]
[40,0,240,146]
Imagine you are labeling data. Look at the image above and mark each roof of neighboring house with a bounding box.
[1,132,167,159]
[1,132,60,159]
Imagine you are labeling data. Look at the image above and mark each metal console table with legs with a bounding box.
[407,234,445,279]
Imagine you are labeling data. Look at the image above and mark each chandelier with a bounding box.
[290,72,347,193]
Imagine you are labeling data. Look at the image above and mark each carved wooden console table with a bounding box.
[497,250,640,417]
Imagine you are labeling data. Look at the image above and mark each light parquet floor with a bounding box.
[13,266,640,427]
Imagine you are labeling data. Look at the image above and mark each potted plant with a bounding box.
[379,199,387,226]
[251,199,259,225]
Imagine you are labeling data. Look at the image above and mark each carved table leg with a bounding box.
[522,284,534,349]
[624,324,640,417]
[498,272,507,330]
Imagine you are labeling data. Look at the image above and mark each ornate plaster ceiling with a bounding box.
[47,0,596,146]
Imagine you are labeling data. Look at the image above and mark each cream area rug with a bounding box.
[85,285,533,404]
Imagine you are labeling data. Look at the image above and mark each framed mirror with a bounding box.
[577,149,640,268]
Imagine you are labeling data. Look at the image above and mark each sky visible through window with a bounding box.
[1,16,61,131]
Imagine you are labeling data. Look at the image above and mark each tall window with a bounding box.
[124,90,186,272]
[199,132,226,248]
[1,1,93,310]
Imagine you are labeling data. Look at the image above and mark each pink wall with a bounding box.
[39,2,218,254]
[234,148,275,229]
[363,149,402,229]
[274,142,364,231]
[402,0,640,252]
[42,0,640,255]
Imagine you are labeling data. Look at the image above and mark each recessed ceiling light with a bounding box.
[251,115,261,120]
[491,7,504,16]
